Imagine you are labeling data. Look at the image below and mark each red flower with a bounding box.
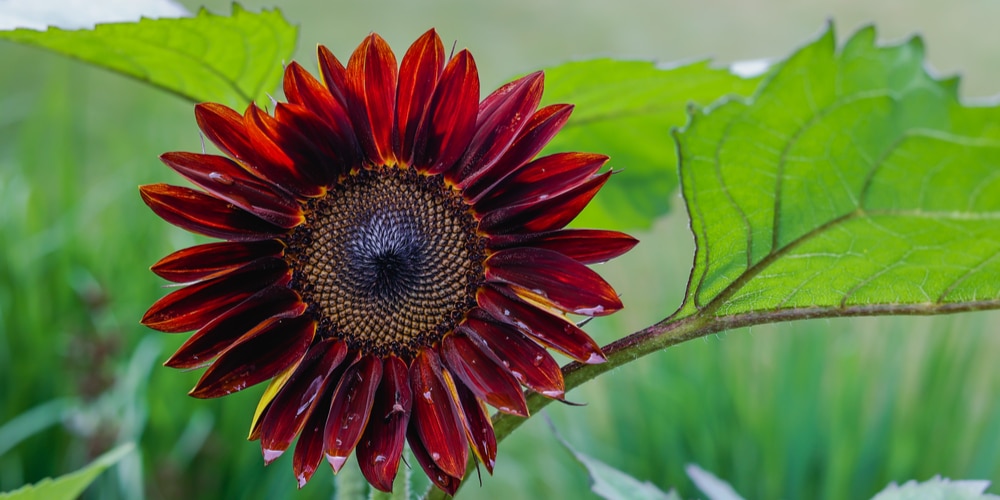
[140,29,636,494]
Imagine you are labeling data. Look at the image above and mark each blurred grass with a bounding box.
[2,1,1000,499]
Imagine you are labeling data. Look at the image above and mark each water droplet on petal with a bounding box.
[431,452,441,461]
[209,172,233,185]
[375,454,387,463]
[262,448,284,464]
[326,453,349,473]
[423,390,433,402]
[574,305,605,315]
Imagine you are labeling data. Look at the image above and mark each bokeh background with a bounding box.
[2,0,1000,498]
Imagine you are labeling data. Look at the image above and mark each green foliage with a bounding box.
[674,23,1000,320]
[873,477,999,500]
[0,444,132,500]
[685,464,744,500]
[549,417,680,500]
[541,59,762,230]
[0,4,296,107]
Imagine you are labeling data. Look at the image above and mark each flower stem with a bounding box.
[492,313,708,440]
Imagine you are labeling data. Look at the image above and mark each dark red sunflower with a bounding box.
[140,29,636,494]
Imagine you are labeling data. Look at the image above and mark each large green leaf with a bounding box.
[673,24,1000,321]
[0,443,133,500]
[540,59,762,230]
[0,5,296,108]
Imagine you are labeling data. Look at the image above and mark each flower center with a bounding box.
[285,167,485,358]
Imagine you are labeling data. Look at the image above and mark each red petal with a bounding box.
[488,229,638,265]
[454,382,497,474]
[284,61,361,167]
[323,355,383,473]
[194,103,260,168]
[159,152,304,228]
[164,286,306,369]
[460,103,573,201]
[357,356,412,492]
[395,29,445,165]
[139,184,286,241]
[292,362,340,488]
[409,348,468,478]
[243,104,327,196]
[346,34,398,166]
[478,171,610,234]
[318,45,351,107]
[454,72,544,183]
[440,334,528,416]
[477,284,606,364]
[475,152,607,212]
[189,315,316,398]
[486,247,622,316]
[259,339,349,463]
[142,257,291,333]
[273,103,346,181]
[414,50,479,175]
[460,313,564,399]
[407,426,460,496]
[151,240,284,283]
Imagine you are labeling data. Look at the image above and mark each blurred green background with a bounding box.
[2,0,1000,498]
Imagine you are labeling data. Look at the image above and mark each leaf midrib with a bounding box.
[688,204,1000,321]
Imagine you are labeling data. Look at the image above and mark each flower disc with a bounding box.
[287,167,484,358]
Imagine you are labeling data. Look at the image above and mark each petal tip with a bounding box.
[326,453,349,473]
[263,447,284,465]
[541,389,566,399]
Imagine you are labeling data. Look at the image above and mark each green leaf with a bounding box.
[0,5,296,108]
[0,443,134,500]
[540,59,762,230]
[685,464,745,500]
[872,476,999,500]
[548,417,680,500]
[673,23,1000,321]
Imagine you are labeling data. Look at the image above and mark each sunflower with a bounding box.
[139,29,636,494]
